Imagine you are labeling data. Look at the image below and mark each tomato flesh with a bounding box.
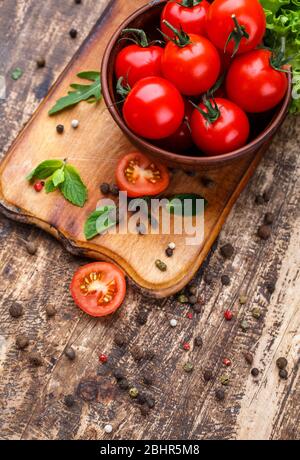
[116,152,170,198]
[226,49,288,113]
[70,263,126,317]
[161,1,210,38]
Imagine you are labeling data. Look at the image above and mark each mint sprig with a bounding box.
[84,206,117,240]
[26,160,88,207]
[48,71,102,116]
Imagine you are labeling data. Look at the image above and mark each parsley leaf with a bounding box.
[59,164,88,207]
[48,71,102,116]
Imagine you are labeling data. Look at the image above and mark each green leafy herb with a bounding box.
[11,68,23,80]
[26,160,87,207]
[48,71,102,116]
[167,194,208,216]
[84,206,117,240]
[260,0,300,114]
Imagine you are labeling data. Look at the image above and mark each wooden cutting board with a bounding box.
[0,0,270,298]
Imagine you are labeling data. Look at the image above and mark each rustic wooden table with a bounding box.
[0,0,299,441]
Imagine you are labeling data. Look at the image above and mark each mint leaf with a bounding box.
[52,167,65,187]
[60,164,87,207]
[11,68,23,80]
[45,180,57,194]
[48,71,101,116]
[26,160,64,181]
[84,205,116,240]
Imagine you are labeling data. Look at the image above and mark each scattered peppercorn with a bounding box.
[168,242,176,250]
[113,369,125,381]
[69,28,78,39]
[71,119,79,129]
[203,369,213,382]
[221,275,231,286]
[136,310,148,326]
[16,335,29,350]
[244,352,254,365]
[155,259,167,272]
[223,358,231,367]
[100,182,110,195]
[252,307,261,320]
[64,347,76,361]
[118,378,129,390]
[170,318,178,328]
[266,280,276,294]
[110,184,119,196]
[188,286,197,295]
[25,241,37,255]
[220,375,229,386]
[251,368,259,377]
[183,362,194,373]
[193,303,202,314]
[56,124,64,134]
[182,342,190,351]
[258,225,272,240]
[36,57,46,68]
[186,312,193,319]
[34,181,44,192]
[136,393,147,405]
[279,369,288,380]
[194,336,203,348]
[99,354,108,364]
[129,387,139,399]
[215,389,225,401]
[114,332,126,348]
[204,273,213,285]
[224,309,233,321]
[165,247,174,258]
[220,243,234,259]
[9,303,23,318]
[28,352,43,367]
[75,0,82,4]
[140,404,150,417]
[188,295,198,305]
[145,395,155,409]
[239,295,248,305]
[178,294,189,304]
[264,212,275,225]
[241,320,249,332]
[255,195,264,205]
[64,394,75,408]
[276,357,288,370]
[46,305,56,318]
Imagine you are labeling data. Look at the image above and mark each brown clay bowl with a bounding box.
[101,0,292,171]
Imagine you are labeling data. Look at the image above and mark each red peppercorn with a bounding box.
[223,358,231,367]
[182,342,190,351]
[186,313,193,320]
[224,309,233,321]
[99,354,108,363]
[34,181,44,192]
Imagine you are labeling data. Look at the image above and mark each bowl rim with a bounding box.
[101,0,292,166]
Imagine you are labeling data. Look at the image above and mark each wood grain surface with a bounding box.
[0,0,299,441]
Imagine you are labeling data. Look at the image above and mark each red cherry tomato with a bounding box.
[115,31,163,88]
[226,49,288,113]
[122,76,185,140]
[190,97,250,156]
[161,31,220,96]
[206,0,266,56]
[116,152,170,198]
[70,263,126,317]
[158,100,194,152]
[161,0,210,39]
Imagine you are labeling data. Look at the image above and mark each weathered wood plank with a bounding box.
[0,0,299,441]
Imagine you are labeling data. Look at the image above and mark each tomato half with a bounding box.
[190,97,250,156]
[70,262,126,317]
[206,0,266,56]
[161,33,221,96]
[116,152,170,198]
[122,76,185,140]
[226,49,288,113]
[161,0,210,39]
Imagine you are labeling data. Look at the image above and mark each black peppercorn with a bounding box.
[279,369,288,380]
[192,303,202,314]
[36,57,46,68]
[263,190,271,203]
[64,347,76,361]
[118,378,129,390]
[221,275,231,286]
[264,212,275,225]
[46,305,56,318]
[251,368,259,377]
[145,396,155,409]
[74,0,82,4]
[220,243,234,259]
[136,310,148,326]
[266,280,276,294]
[203,369,213,381]
[9,303,23,318]
[136,393,147,405]
[204,273,213,285]
[110,184,119,196]
[165,247,174,258]
[215,389,225,401]
[255,195,264,205]
[28,352,43,367]
[194,336,203,348]
[100,183,110,195]
[276,357,288,370]
[113,370,125,381]
[69,28,78,39]
[56,124,64,134]
[64,394,75,407]
[188,286,197,295]
[258,225,272,240]
[16,335,29,350]
[188,295,198,305]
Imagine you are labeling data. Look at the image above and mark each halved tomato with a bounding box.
[116,152,170,198]
[70,262,126,317]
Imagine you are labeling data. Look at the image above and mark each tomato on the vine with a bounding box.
[161,22,220,96]
[190,97,250,156]
[226,49,288,113]
[161,0,210,39]
[206,0,266,57]
[116,152,170,198]
[118,76,185,140]
[115,28,163,87]
[70,263,126,317]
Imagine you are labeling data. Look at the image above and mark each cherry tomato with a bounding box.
[158,100,194,152]
[226,49,288,113]
[206,0,266,56]
[190,97,250,156]
[122,76,185,140]
[161,0,210,39]
[116,152,170,198]
[161,29,220,96]
[70,263,126,317]
[115,29,163,87]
